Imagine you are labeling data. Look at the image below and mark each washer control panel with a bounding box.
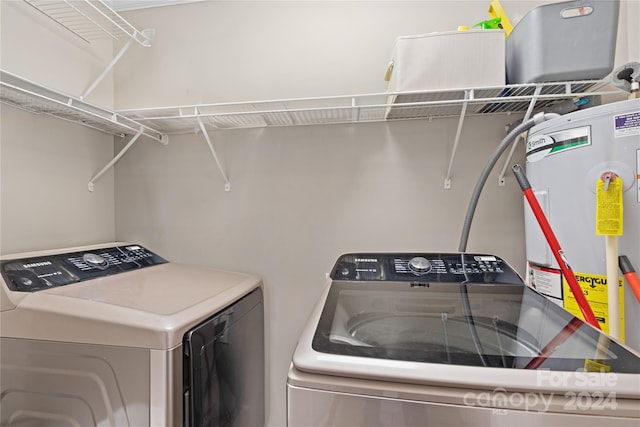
[1,244,167,292]
[331,253,522,285]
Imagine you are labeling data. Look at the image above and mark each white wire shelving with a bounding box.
[23,0,155,100]
[0,70,168,191]
[1,62,623,192]
[8,1,626,192]
[4,1,160,190]
[1,70,164,141]
[117,80,622,189]
[6,2,628,191]
[24,0,153,45]
[117,80,617,134]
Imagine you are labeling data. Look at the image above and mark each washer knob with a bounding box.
[408,257,431,274]
[19,277,34,287]
[83,253,107,268]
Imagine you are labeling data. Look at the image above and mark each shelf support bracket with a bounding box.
[351,97,360,122]
[82,36,135,100]
[196,112,231,192]
[88,126,144,192]
[497,85,542,186]
[444,89,472,189]
[81,28,154,100]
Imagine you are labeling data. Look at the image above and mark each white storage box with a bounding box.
[386,29,506,93]
[385,29,506,119]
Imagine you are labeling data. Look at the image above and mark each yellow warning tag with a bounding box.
[563,272,625,341]
[584,359,611,373]
[596,177,623,236]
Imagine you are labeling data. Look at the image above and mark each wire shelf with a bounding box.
[118,80,620,134]
[1,70,164,141]
[1,68,624,191]
[24,0,152,45]
[2,68,619,139]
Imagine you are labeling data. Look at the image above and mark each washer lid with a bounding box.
[1,244,262,349]
[293,253,640,397]
[313,281,640,373]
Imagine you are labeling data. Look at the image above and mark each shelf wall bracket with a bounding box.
[82,36,135,100]
[497,85,542,186]
[24,0,154,101]
[81,28,155,100]
[444,89,472,189]
[196,112,231,192]
[88,126,144,192]
[351,97,360,122]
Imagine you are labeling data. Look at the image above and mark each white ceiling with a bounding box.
[104,0,205,12]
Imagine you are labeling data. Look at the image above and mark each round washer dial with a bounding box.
[408,256,431,274]
[83,253,108,268]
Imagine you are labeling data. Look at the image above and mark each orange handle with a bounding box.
[623,272,640,303]
[619,256,640,303]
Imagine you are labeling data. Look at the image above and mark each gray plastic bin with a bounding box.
[506,0,619,84]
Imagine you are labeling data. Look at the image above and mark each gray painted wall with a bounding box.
[1,106,116,253]
[1,0,116,254]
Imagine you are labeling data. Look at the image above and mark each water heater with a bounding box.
[524,98,640,351]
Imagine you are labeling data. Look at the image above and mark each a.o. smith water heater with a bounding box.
[524,98,640,351]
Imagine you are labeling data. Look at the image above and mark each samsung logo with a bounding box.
[23,261,52,268]
[354,258,377,263]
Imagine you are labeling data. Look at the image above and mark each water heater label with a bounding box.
[526,126,590,162]
[614,111,640,138]
[563,272,625,340]
[527,263,563,301]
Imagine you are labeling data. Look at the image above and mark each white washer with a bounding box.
[1,242,264,427]
[288,253,640,427]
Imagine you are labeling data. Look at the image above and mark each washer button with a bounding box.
[408,257,432,274]
[83,253,108,268]
[19,277,33,287]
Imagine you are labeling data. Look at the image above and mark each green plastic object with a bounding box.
[473,17,502,29]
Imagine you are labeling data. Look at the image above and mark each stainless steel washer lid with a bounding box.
[1,243,262,350]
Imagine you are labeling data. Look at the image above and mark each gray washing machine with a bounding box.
[288,253,640,426]
[0,242,264,426]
